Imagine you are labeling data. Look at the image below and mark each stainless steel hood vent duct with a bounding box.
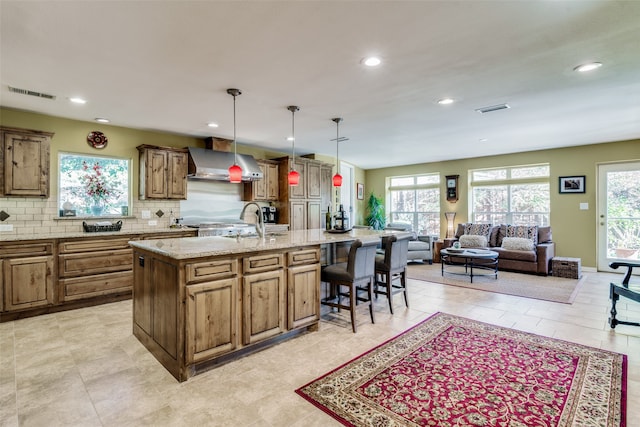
[187,147,263,182]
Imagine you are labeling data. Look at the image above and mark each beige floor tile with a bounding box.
[0,270,638,426]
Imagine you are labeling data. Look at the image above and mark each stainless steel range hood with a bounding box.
[187,147,263,182]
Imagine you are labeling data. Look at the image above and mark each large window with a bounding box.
[388,174,440,235]
[470,164,550,225]
[59,153,130,217]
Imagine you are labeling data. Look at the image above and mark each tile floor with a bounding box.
[1,270,638,426]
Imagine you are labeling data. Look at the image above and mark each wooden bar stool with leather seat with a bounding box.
[374,234,410,314]
[320,239,378,333]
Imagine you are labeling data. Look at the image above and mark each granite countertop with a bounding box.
[0,227,195,242]
[128,228,411,260]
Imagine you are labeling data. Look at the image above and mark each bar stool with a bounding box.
[320,239,378,333]
[374,234,410,314]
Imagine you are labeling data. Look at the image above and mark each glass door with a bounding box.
[597,161,640,271]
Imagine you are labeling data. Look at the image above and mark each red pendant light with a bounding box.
[227,88,242,183]
[287,106,300,186]
[331,117,348,187]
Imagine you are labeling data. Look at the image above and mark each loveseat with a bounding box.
[384,222,437,264]
[446,223,555,275]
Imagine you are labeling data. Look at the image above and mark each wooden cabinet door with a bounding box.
[290,201,306,231]
[186,278,239,363]
[3,256,53,311]
[288,263,321,329]
[252,162,268,200]
[266,162,279,200]
[145,148,168,199]
[307,201,321,230]
[242,269,285,345]
[307,161,322,199]
[290,159,306,199]
[167,150,187,199]
[2,130,51,197]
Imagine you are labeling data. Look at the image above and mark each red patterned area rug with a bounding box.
[296,313,627,427]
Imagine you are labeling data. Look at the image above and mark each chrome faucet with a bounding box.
[240,202,265,238]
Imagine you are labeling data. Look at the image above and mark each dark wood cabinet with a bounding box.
[0,126,53,198]
[244,159,279,201]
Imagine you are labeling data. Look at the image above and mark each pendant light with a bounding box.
[287,105,300,186]
[227,88,242,183]
[332,117,344,187]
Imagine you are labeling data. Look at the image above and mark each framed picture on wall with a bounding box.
[357,183,364,200]
[559,176,585,193]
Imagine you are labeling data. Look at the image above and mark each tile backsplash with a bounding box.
[0,196,180,237]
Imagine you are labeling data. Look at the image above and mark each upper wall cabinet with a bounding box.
[0,126,53,198]
[244,159,279,202]
[137,145,188,200]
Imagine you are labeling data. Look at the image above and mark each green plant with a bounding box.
[365,193,386,230]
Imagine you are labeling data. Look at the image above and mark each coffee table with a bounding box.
[440,248,499,283]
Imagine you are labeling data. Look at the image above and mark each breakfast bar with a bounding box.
[128,228,406,381]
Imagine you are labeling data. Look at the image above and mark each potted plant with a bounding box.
[612,224,640,259]
[365,193,386,230]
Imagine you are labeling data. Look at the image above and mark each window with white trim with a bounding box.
[388,174,440,235]
[470,164,550,225]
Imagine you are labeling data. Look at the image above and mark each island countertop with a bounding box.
[128,228,408,259]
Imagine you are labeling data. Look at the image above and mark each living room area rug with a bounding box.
[406,263,585,304]
[296,312,627,427]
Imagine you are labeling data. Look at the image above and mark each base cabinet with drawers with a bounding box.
[132,246,322,381]
[0,230,196,321]
[58,237,134,302]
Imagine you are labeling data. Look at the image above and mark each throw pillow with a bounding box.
[459,234,488,248]
[538,226,552,243]
[455,223,466,238]
[464,223,492,239]
[506,225,538,245]
[501,237,535,251]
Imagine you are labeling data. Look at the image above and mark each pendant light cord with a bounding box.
[291,108,295,167]
[233,93,237,165]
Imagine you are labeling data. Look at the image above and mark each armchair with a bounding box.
[384,222,437,264]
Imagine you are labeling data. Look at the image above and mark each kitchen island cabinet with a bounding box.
[128,228,399,381]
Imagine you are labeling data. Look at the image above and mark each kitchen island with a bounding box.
[128,228,406,381]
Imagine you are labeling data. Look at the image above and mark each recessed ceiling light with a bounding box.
[94,118,110,123]
[287,137,294,141]
[438,98,455,105]
[207,122,219,128]
[69,97,87,104]
[362,56,381,67]
[479,138,488,142]
[573,62,602,72]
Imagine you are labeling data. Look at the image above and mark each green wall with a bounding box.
[365,139,640,268]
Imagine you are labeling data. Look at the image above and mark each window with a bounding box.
[470,164,550,225]
[59,153,130,217]
[388,174,440,235]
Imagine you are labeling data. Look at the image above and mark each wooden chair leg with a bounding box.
[350,283,357,333]
[368,279,375,325]
[401,271,408,308]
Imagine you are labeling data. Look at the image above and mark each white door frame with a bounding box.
[597,161,640,271]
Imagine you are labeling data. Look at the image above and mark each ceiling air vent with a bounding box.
[8,85,56,100]
[475,103,510,114]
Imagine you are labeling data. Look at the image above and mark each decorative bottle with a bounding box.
[325,207,332,230]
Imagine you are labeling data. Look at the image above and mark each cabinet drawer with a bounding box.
[59,237,132,253]
[287,248,320,266]
[0,241,53,257]
[186,258,238,284]
[60,271,132,301]
[243,253,284,274]
[59,248,133,277]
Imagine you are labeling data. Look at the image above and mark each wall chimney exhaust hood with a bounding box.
[187,147,263,182]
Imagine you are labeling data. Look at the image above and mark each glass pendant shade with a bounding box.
[227,88,242,183]
[288,170,300,186]
[229,164,242,183]
[287,105,300,187]
[332,117,344,187]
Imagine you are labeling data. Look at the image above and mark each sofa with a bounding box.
[446,223,555,275]
[384,222,437,264]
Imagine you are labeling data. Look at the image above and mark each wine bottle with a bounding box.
[325,207,332,230]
